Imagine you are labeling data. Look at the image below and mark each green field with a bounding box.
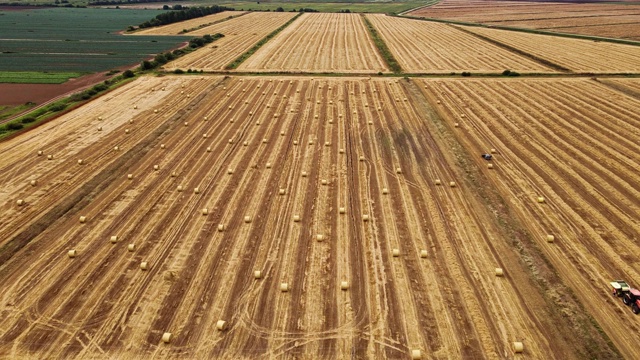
[0,71,83,83]
[0,8,187,72]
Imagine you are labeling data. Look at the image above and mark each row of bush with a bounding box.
[135,5,233,30]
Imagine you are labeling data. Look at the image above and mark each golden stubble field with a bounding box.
[1,10,640,360]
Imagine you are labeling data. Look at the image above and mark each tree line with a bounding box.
[135,5,234,29]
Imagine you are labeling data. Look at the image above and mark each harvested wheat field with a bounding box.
[133,11,247,36]
[419,77,640,359]
[409,0,640,40]
[0,75,615,359]
[165,12,296,71]
[366,14,553,74]
[238,13,387,73]
[462,25,640,73]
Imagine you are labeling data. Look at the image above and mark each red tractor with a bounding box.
[623,289,640,314]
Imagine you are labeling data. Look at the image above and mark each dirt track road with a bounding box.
[0,76,600,359]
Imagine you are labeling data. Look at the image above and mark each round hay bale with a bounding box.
[98,116,103,121]
[325,142,330,147]
[382,188,389,194]
[162,332,172,343]
[203,116,208,121]
[133,105,137,109]
[420,250,428,258]
[266,162,272,169]
[127,174,133,180]
[449,181,456,187]
[513,342,524,353]
[218,224,224,232]
[216,320,227,331]
[368,121,373,125]
[113,146,119,151]
[153,165,159,171]
[16,199,24,206]
[202,208,209,215]
[293,140,298,145]
[495,268,504,277]
[227,168,233,175]
[293,215,301,222]
[321,179,328,185]
[341,281,349,290]
[243,141,249,146]
[309,140,314,145]
[254,270,262,279]
[279,188,285,195]
[280,283,289,292]
[30,179,37,186]
[203,133,208,138]
[244,216,251,223]
[177,185,183,192]
[129,119,134,124]
[301,171,307,177]
[154,109,158,113]
[435,179,441,185]
[79,216,87,223]
[339,207,345,214]
[230,118,234,123]
[98,127,103,131]
[37,150,43,156]
[411,349,422,360]
[47,154,54,160]
[110,236,118,244]
[546,234,555,243]
[140,261,149,270]
[363,215,369,222]
[160,144,166,149]
[396,168,402,174]
[537,197,545,203]
[280,131,285,136]
[263,138,268,144]
[487,163,494,169]
[454,123,459,128]
[68,249,77,258]
[339,149,344,154]
[193,187,200,194]
[128,243,135,252]
[359,156,365,162]
[228,139,233,144]
[392,249,400,257]
[491,148,497,154]
[171,171,177,178]
[316,234,324,241]
[207,147,212,153]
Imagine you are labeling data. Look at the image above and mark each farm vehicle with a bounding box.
[610,280,640,314]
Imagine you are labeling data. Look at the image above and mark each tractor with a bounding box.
[481,153,492,160]
[610,280,630,297]
[623,288,640,314]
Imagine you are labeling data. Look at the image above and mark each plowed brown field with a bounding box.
[165,12,296,71]
[366,14,552,73]
[419,77,640,360]
[462,26,640,73]
[133,11,246,36]
[0,75,602,359]
[237,13,387,73]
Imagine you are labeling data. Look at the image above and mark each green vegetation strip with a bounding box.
[0,71,84,84]
[225,12,303,70]
[362,15,402,74]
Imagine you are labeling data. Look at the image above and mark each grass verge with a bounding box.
[362,15,402,73]
[225,12,303,70]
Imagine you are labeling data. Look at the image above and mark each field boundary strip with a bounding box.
[396,14,640,47]
[453,26,571,73]
[224,12,303,70]
[361,14,402,73]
